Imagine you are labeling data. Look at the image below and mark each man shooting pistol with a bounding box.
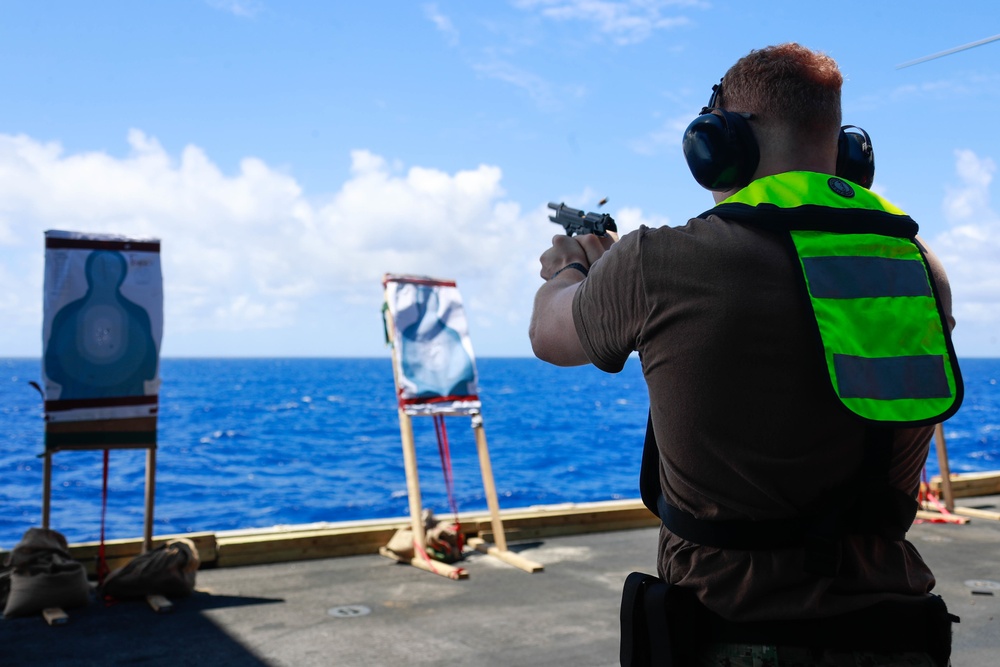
[531,43,962,666]
[547,203,617,238]
[532,202,618,294]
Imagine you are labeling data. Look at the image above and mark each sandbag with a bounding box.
[425,517,463,563]
[385,526,417,560]
[384,509,463,563]
[2,528,90,618]
[101,538,200,600]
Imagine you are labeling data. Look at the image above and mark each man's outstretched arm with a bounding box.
[529,233,613,366]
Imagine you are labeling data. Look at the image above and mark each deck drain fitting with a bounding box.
[963,580,1000,596]
[328,605,372,618]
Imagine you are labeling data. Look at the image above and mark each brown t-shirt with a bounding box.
[573,217,950,621]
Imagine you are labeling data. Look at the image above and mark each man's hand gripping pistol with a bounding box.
[547,203,617,238]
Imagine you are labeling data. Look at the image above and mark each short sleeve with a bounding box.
[571,227,648,373]
[917,236,955,332]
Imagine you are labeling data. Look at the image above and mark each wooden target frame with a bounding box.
[40,231,164,555]
[380,274,541,578]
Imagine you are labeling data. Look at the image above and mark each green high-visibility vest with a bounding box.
[707,171,963,426]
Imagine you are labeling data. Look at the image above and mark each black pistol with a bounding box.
[548,202,617,237]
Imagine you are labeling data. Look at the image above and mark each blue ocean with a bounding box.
[1,357,998,550]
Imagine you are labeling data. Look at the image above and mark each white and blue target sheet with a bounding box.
[42,230,163,423]
[383,274,481,415]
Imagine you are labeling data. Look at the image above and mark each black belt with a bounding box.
[640,412,916,575]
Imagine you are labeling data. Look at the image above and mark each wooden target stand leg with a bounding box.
[379,408,468,580]
[143,446,156,552]
[933,422,955,513]
[41,419,161,621]
[41,442,156,552]
[931,423,1000,522]
[916,422,1000,523]
[918,422,960,522]
[379,407,542,578]
[466,410,542,573]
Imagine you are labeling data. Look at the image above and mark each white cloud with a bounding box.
[613,206,670,231]
[0,131,555,356]
[629,113,691,155]
[850,72,1000,113]
[887,80,972,102]
[5,131,993,357]
[423,3,460,46]
[512,0,703,45]
[206,0,263,18]
[472,59,585,110]
[931,149,1000,351]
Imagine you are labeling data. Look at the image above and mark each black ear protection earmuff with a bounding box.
[836,125,875,189]
[682,81,876,192]
[682,83,760,192]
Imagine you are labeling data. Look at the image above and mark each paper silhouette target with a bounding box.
[383,274,480,415]
[42,231,163,422]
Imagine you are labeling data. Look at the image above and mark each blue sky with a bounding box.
[1,1,998,358]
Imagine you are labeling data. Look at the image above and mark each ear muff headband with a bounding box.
[683,82,877,191]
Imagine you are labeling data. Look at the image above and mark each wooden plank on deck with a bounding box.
[67,532,217,576]
[216,525,398,567]
[929,471,1000,498]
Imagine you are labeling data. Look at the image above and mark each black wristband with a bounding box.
[550,262,589,280]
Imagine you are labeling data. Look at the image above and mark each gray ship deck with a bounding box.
[3,498,999,666]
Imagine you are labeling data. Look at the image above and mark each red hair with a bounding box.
[720,43,842,139]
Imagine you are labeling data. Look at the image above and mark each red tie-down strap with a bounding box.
[97,449,111,586]
[433,415,465,556]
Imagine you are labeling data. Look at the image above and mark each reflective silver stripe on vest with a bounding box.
[834,354,951,400]
[802,256,932,299]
